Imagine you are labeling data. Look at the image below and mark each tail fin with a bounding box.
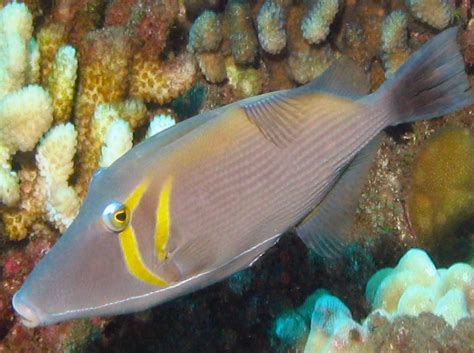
[377,27,473,125]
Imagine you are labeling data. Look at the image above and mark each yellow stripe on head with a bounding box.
[155,177,173,261]
[118,180,168,287]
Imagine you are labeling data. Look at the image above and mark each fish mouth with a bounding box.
[12,291,42,328]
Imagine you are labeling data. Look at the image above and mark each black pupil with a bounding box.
[115,210,126,222]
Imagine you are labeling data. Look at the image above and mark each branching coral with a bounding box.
[146,114,177,139]
[130,52,197,104]
[36,123,80,232]
[225,0,259,65]
[405,0,453,30]
[47,45,78,124]
[74,27,132,192]
[133,0,179,58]
[0,86,53,206]
[257,0,287,55]
[197,52,227,83]
[0,2,33,98]
[99,119,133,167]
[225,57,264,98]
[301,0,339,45]
[381,11,410,78]
[187,10,222,53]
[287,5,335,84]
[37,22,68,84]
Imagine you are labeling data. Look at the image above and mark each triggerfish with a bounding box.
[13,28,473,327]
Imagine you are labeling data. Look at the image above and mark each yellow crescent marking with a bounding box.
[155,177,173,261]
[118,180,168,287]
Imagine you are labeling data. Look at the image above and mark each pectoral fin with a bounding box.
[242,91,307,147]
[295,134,383,258]
[242,57,369,148]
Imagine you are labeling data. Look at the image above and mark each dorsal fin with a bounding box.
[242,90,308,147]
[295,133,383,259]
[242,57,369,148]
[303,56,371,99]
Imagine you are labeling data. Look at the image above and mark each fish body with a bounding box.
[13,28,473,327]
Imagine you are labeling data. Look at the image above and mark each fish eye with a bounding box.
[102,201,129,232]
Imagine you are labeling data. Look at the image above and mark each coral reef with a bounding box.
[0,0,472,351]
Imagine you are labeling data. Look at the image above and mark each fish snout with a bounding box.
[12,291,42,328]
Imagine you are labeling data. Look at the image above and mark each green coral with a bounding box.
[408,128,474,264]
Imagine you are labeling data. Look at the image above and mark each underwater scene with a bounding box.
[0,0,473,352]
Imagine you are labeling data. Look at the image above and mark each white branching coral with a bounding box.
[0,2,33,98]
[36,123,80,231]
[301,0,339,45]
[0,4,54,207]
[27,38,40,84]
[146,114,177,139]
[99,119,133,167]
[0,85,53,206]
[47,45,78,123]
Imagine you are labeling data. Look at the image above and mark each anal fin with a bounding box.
[295,134,383,259]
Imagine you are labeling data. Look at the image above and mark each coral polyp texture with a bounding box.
[405,0,453,29]
[187,10,222,53]
[257,0,287,55]
[407,128,474,263]
[301,0,339,45]
[381,11,410,78]
[0,0,472,351]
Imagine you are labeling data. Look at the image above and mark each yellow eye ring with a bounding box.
[102,201,130,232]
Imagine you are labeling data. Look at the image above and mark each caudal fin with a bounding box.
[378,27,473,125]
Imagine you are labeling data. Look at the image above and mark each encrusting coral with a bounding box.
[407,128,474,263]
